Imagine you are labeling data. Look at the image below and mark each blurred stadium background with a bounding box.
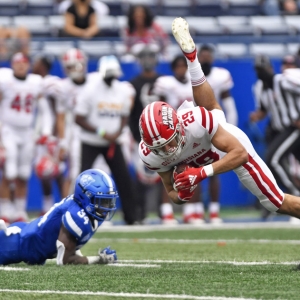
[0,0,298,219]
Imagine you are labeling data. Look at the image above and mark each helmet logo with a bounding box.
[162,106,174,130]
[80,174,95,188]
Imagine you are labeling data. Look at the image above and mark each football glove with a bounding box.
[175,167,208,191]
[178,188,195,202]
[98,246,117,264]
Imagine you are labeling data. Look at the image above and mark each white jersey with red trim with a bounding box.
[0,72,43,127]
[139,102,284,212]
[139,105,226,173]
[152,75,193,109]
[206,67,233,101]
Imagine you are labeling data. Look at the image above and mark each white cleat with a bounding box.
[210,217,223,225]
[172,17,195,53]
[289,217,300,224]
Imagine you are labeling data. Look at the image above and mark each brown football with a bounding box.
[174,163,192,174]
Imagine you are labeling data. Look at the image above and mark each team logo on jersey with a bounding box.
[162,106,174,130]
[193,142,200,149]
[80,174,95,188]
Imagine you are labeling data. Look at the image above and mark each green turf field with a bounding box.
[1,227,300,300]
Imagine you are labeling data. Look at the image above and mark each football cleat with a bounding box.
[210,214,223,224]
[172,17,196,60]
[161,214,178,225]
[183,213,205,225]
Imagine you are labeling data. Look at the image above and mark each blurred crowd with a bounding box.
[0,0,300,226]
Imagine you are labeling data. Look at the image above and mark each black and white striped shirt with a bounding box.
[253,72,300,132]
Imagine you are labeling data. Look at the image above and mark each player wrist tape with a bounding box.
[203,164,214,177]
[96,127,106,137]
[87,256,100,264]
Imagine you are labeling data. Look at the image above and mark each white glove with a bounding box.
[98,246,117,264]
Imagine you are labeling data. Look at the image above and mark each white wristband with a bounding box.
[203,164,214,177]
[87,256,100,264]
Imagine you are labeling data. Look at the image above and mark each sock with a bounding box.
[209,202,220,218]
[183,203,194,217]
[14,197,26,212]
[160,203,173,217]
[43,195,54,213]
[186,59,206,86]
[194,202,204,218]
[0,198,13,217]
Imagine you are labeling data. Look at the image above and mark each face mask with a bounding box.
[104,76,115,86]
[201,62,212,76]
[139,53,157,72]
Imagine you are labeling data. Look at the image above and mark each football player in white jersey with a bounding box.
[59,48,99,198]
[32,55,65,214]
[75,55,138,225]
[153,55,204,224]
[138,18,300,223]
[0,53,52,223]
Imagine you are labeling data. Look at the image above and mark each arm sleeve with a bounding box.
[62,210,91,240]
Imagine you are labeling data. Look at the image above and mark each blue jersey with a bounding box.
[0,195,102,265]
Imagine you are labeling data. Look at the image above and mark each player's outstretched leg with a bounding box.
[172,17,196,62]
[172,17,221,111]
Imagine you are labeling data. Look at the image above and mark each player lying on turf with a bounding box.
[0,169,118,265]
[138,17,300,219]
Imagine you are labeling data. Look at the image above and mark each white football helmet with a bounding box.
[62,48,87,80]
[98,55,123,79]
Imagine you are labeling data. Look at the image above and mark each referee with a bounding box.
[250,55,300,219]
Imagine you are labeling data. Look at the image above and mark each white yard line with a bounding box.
[97,222,300,232]
[119,260,299,266]
[0,266,30,271]
[0,289,258,300]
[108,263,161,268]
[91,237,300,245]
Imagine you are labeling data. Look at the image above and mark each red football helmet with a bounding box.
[62,48,87,80]
[139,101,185,159]
[35,155,59,179]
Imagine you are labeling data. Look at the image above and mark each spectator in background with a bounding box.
[59,0,100,38]
[0,26,31,60]
[279,0,299,14]
[123,5,170,58]
[57,0,109,16]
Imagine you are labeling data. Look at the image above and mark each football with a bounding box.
[174,163,193,175]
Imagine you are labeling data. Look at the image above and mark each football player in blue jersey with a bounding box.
[0,169,118,265]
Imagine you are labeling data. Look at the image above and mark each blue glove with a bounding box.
[98,246,117,264]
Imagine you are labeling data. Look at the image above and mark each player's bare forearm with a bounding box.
[158,170,185,205]
[63,254,89,265]
[211,125,248,174]
[193,81,222,111]
[169,190,186,205]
